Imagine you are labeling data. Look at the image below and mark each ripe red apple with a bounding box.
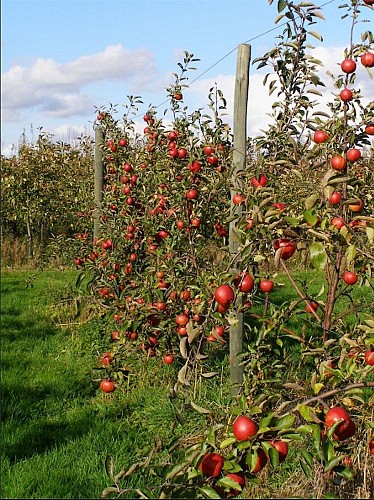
[331,155,346,171]
[198,453,224,478]
[348,199,363,213]
[365,124,374,135]
[342,271,358,285]
[233,193,245,205]
[273,239,296,260]
[101,352,113,366]
[331,216,346,229]
[173,92,183,100]
[346,148,361,162]
[324,406,351,433]
[364,350,374,366]
[178,147,187,159]
[313,130,329,143]
[333,419,356,441]
[251,175,268,188]
[329,191,342,205]
[186,188,198,200]
[207,155,218,165]
[250,448,268,473]
[226,472,246,494]
[214,284,235,307]
[341,59,356,74]
[175,313,189,327]
[305,301,319,313]
[272,202,286,211]
[233,415,259,441]
[163,353,175,364]
[259,280,274,293]
[234,272,255,293]
[100,379,116,393]
[363,0,374,6]
[340,88,353,102]
[268,440,289,462]
[361,52,374,68]
[369,439,374,455]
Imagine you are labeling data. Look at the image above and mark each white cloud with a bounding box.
[1,44,157,120]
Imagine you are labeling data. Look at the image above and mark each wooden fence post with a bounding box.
[229,43,251,397]
[94,126,104,242]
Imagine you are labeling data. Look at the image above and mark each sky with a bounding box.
[1,0,373,156]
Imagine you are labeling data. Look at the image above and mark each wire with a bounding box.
[133,0,339,117]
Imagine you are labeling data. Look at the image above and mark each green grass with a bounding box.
[1,269,195,499]
[1,268,373,499]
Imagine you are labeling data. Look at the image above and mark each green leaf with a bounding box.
[277,0,288,12]
[274,414,295,429]
[199,486,222,499]
[297,404,319,423]
[345,244,357,265]
[297,424,314,434]
[217,476,243,491]
[308,30,323,41]
[324,455,345,472]
[300,449,314,467]
[335,466,354,480]
[268,446,280,469]
[220,437,237,449]
[305,194,319,210]
[309,242,327,270]
[259,412,275,428]
[299,457,312,479]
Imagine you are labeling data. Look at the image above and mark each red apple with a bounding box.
[340,89,353,102]
[331,217,346,229]
[214,284,235,307]
[333,419,356,441]
[313,130,329,143]
[346,148,361,162]
[100,379,116,393]
[268,440,289,462]
[341,59,356,74]
[233,415,259,441]
[250,448,268,473]
[342,271,358,285]
[273,239,296,260]
[259,280,274,293]
[361,52,374,68]
[364,350,374,366]
[163,353,175,364]
[329,191,342,205]
[331,155,346,171]
[198,453,224,478]
[324,406,351,433]
[234,272,255,293]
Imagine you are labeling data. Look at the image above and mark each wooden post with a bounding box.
[94,126,104,242]
[229,43,251,396]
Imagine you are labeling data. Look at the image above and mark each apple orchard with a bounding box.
[2,1,374,498]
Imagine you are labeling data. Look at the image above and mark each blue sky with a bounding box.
[1,0,373,155]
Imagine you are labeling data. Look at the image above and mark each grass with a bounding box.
[1,268,373,499]
[1,269,193,499]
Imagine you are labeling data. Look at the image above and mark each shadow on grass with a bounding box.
[2,376,98,463]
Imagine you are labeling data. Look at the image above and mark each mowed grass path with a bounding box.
[0,270,182,499]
